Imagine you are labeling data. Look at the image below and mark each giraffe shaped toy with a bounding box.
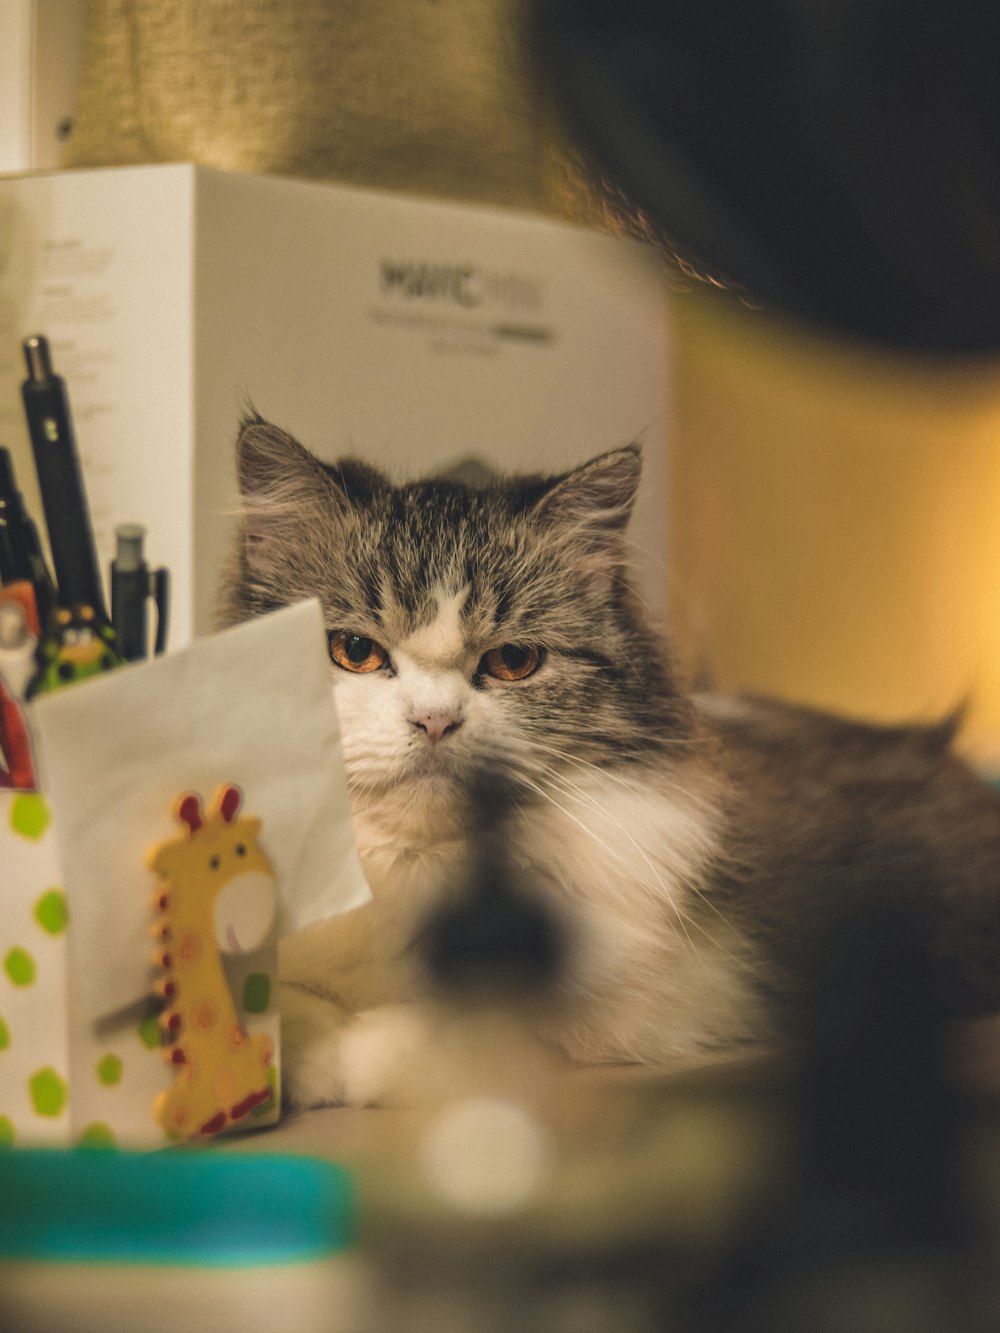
[149,784,277,1140]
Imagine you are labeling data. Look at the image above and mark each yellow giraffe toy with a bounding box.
[149,784,277,1140]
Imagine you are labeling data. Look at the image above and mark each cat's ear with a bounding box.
[234,414,386,575]
[236,415,330,507]
[528,445,641,539]
[325,456,392,505]
[237,414,387,507]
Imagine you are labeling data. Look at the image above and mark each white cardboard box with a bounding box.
[0,165,670,644]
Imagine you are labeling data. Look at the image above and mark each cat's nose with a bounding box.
[410,711,464,745]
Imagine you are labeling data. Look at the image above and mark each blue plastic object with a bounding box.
[0,1149,355,1266]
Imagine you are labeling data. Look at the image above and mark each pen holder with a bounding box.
[0,600,368,1148]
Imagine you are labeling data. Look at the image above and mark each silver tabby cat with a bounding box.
[218,414,1000,1107]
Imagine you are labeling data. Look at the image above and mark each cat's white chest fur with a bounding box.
[279,761,765,1107]
[504,768,766,1063]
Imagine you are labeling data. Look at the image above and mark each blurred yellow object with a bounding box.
[669,290,1000,772]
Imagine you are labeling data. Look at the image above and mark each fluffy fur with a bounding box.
[218,415,1000,1107]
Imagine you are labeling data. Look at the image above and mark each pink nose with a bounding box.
[411,711,463,745]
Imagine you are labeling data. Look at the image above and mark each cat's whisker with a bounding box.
[542,782,719,939]
[524,734,683,773]
[607,560,655,613]
[510,737,709,821]
[516,746,753,969]
[517,775,737,985]
[530,787,753,982]
[513,766,725,965]
[518,736,726,850]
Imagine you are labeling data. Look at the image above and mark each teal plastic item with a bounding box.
[0,1149,355,1266]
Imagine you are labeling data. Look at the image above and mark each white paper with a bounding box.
[28,599,370,1021]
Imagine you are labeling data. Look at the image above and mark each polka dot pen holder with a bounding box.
[0,600,369,1149]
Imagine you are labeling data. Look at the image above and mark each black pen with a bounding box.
[0,445,56,633]
[0,463,19,582]
[111,524,170,661]
[20,334,107,620]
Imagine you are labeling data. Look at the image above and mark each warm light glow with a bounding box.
[670,294,1000,774]
[419,1095,552,1216]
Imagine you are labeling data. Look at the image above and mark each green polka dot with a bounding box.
[0,1116,15,1146]
[0,1015,9,1050]
[9,793,51,840]
[242,972,271,1014]
[137,1014,161,1049]
[34,889,68,935]
[30,1066,67,1117]
[96,1053,123,1087]
[78,1122,117,1150]
[4,948,36,987]
[251,1066,278,1118]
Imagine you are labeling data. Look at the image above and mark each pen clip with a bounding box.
[150,565,169,657]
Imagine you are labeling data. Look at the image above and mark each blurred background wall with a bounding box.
[669,291,1000,770]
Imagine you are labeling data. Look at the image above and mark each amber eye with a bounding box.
[481,643,544,681]
[328,631,389,674]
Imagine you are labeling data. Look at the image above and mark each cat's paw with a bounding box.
[336,1004,433,1107]
[278,983,353,1109]
[279,983,431,1109]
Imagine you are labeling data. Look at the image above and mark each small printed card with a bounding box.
[0,599,369,1147]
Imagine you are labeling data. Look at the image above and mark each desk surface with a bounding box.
[3,1018,998,1333]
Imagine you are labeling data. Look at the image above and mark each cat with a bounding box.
[217,413,1000,1108]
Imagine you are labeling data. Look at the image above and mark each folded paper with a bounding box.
[31,598,368,1021]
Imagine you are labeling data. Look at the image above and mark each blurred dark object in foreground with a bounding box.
[530,0,1000,354]
[413,807,1000,1329]
[523,3,1000,1322]
[419,782,566,1001]
[420,846,564,1000]
[680,898,998,1333]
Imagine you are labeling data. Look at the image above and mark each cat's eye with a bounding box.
[328,631,389,674]
[481,643,544,681]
